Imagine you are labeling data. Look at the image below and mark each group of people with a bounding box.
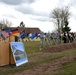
[62,32,76,43]
[39,31,51,50]
[39,31,76,50]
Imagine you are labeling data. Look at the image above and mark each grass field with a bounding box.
[0,41,76,75]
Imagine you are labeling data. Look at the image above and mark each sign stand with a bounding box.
[9,35,15,65]
[0,35,15,66]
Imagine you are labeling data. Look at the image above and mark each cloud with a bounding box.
[14,3,50,22]
[1,0,58,23]
[69,0,76,6]
[13,0,59,17]
[30,16,50,22]
[0,0,76,32]
[58,0,76,7]
[14,9,49,23]
[32,17,49,22]
[15,4,49,17]
[69,17,76,32]
[2,14,17,19]
[0,0,36,5]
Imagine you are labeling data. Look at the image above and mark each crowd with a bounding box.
[39,31,51,50]
[39,31,76,50]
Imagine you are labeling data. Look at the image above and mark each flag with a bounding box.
[2,31,9,38]
[12,29,19,37]
[6,29,12,33]
[6,29,12,36]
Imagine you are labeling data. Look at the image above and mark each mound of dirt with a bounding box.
[42,42,76,53]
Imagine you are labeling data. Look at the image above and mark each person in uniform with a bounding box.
[39,32,44,50]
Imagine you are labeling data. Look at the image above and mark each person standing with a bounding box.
[51,32,57,45]
[39,32,44,50]
[45,31,51,46]
[63,32,67,43]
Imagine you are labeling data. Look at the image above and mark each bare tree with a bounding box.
[60,6,70,32]
[51,6,70,33]
[51,7,61,33]
[0,19,12,28]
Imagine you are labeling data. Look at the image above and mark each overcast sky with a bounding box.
[0,0,76,32]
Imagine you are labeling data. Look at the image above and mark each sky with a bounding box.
[0,0,76,33]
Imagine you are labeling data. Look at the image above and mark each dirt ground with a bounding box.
[11,42,76,75]
[42,42,76,53]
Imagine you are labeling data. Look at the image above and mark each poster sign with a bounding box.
[10,42,28,66]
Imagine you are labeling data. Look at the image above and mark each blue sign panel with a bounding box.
[10,42,28,66]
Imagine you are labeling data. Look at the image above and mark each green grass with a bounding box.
[24,41,40,54]
[55,60,76,75]
[24,41,52,54]
[0,41,76,75]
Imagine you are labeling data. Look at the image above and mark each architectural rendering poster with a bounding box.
[10,42,28,66]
